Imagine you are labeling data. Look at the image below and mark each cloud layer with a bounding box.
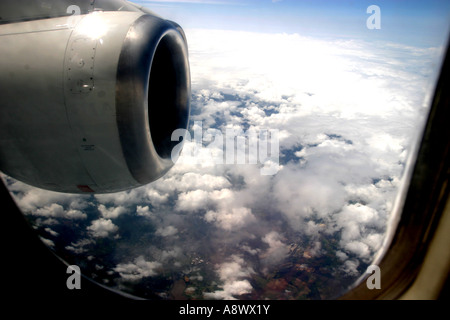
[3,28,443,299]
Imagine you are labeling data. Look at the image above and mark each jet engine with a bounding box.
[0,0,191,193]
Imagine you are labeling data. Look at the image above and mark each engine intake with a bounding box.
[0,10,191,194]
[116,15,190,186]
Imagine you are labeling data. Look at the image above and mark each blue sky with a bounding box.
[135,0,450,47]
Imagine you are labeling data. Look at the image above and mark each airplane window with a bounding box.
[1,0,449,300]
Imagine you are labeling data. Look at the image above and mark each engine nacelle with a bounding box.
[0,5,190,193]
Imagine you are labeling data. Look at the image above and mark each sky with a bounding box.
[135,0,450,47]
[2,0,450,300]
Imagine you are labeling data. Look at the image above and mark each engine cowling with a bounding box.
[0,8,190,193]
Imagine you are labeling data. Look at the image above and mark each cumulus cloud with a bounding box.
[94,187,147,207]
[35,203,87,220]
[3,177,89,218]
[146,189,169,206]
[168,172,231,192]
[206,280,253,300]
[98,204,127,219]
[260,231,290,268]
[181,28,438,281]
[176,189,210,212]
[340,259,360,277]
[204,206,255,231]
[44,227,59,237]
[136,205,152,217]
[39,237,55,248]
[65,238,95,254]
[114,256,162,281]
[87,218,118,238]
[155,225,178,237]
[204,255,254,299]
[344,241,371,260]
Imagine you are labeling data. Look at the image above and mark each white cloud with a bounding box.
[183,28,439,279]
[204,206,255,231]
[146,189,169,206]
[335,204,380,243]
[39,237,55,248]
[136,205,152,217]
[3,178,89,219]
[114,256,162,281]
[344,241,371,259]
[160,247,183,261]
[260,231,290,270]
[336,250,348,261]
[155,225,178,237]
[204,255,254,299]
[98,204,127,219]
[340,259,360,277]
[272,166,347,230]
[176,189,210,211]
[44,227,59,237]
[87,218,118,238]
[35,203,86,220]
[169,172,231,192]
[65,238,95,254]
[95,187,147,207]
[363,233,384,253]
[205,280,253,300]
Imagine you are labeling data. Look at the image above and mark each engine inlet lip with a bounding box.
[116,14,191,184]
